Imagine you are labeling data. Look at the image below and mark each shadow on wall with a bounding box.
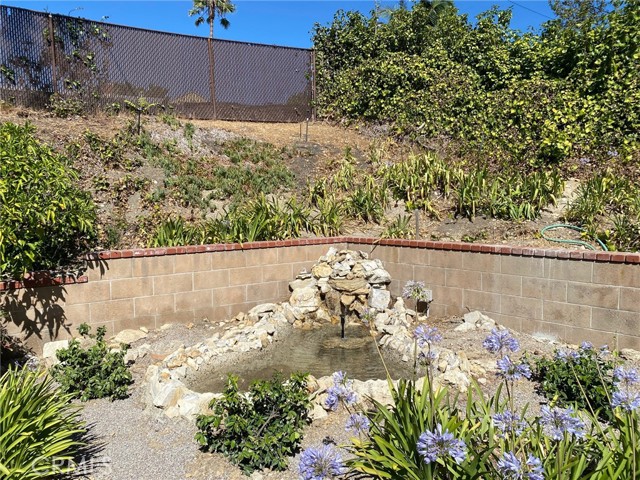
[2,286,70,344]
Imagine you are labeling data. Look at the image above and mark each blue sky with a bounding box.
[0,1,556,49]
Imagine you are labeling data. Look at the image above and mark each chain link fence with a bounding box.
[0,6,313,122]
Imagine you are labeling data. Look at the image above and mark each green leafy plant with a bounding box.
[195,372,311,475]
[48,93,85,118]
[52,323,133,401]
[0,122,96,278]
[530,343,617,421]
[0,365,86,479]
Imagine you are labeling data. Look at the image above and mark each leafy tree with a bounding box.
[312,0,639,165]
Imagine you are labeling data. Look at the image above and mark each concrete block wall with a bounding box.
[349,239,640,350]
[1,240,346,353]
[3,236,640,352]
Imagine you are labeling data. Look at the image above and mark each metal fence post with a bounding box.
[311,49,316,122]
[47,14,58,94]
[207,37,217,120]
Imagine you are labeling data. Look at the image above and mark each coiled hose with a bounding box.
[540,224,608,251]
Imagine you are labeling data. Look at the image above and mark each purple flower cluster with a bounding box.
[497,355,532,381]
[402,280,429,302]
[345,413,370,436]
[497,452,544,480]
[417,424,467,465]
[540,406,586,441]
[492,410,526,438]
[298,445,346,480]
[414,325,442,348]
[325,371,358,411]
[611,366,640,412]
[483,329,520,355]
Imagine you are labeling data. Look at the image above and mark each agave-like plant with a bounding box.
[0,365,86,479]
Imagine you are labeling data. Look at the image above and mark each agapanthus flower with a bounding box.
[613,366,640,388]
[417,424,467,465]
[540,406,586,440]
[325,371,357,411]
[360,308,376,327]
[580,341,594,351]
[497,452,544,480]
[611,389,640,412]
[554,349,580,362]
[483,329,520,355]
[492,410,526,438]
[299,444,346,480]
[418,350,438,367]
[345,413,370,436]
[402,280,429,302]
[414,325,442,347]
[496,355,531,381]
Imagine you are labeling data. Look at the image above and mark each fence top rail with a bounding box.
[0,4,312,52]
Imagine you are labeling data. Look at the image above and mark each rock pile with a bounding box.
[283,247,392,328]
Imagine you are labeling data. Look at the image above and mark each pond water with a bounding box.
[186,324,413,393]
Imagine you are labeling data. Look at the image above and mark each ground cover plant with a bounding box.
[195,372,311,475]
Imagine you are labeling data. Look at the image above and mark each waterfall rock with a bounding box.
[249,303,277,317]
[368,288,391,310]
[311,263,333,279]
[366,268,392,285]
[289,287,320,313]
[289,277,317,291]
[328,277,369,294]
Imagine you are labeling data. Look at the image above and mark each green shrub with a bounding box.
[52,323,132,401]
[0,365,85,479]
[530,343,617,421]
[0,122,96,278]
[195,372,311,475]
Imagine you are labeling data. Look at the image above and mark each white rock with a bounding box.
[310,403,328,420]
[42,340,69,363]
[153,380,185,408]
[249,303,277,317]
[368,288,391,310]
[178,391,203,418]
[160,323,175,331]
[454,322,477,332]
[289,287,320,313]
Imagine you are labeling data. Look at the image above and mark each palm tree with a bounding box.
[189,0,236,40]
[189,0,235,117]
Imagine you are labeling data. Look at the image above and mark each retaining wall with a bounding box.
[2,237,640,353]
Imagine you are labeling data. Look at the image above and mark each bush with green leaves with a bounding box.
[0,121,96,278]
[0,365,86,479]
[530,342,617,421]
[52,323,132,401]
[313,0,640,166]
[195,372,311,475]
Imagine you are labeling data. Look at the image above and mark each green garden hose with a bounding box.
[540,224,608,251]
